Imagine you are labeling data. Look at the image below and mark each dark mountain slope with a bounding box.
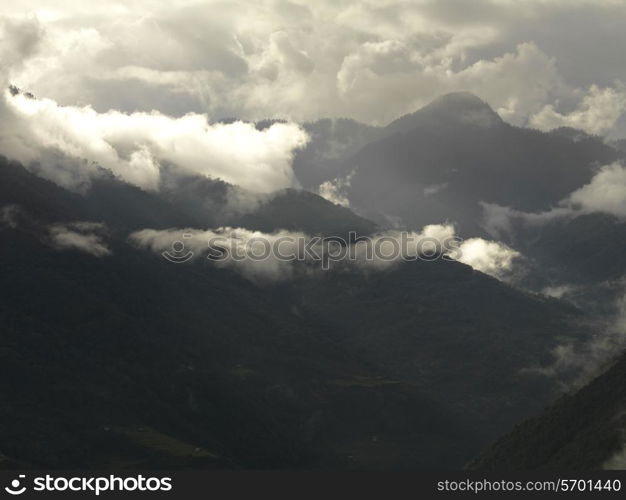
[341,100,620,232]
[233,188,377,237]
[287,260,585,441]
[385,92,503,134]
[0,157,88,223]
[0,157,376,237]
[469,351,626,471]
[292,93,621,234]
[293,118,381,189]
[289,96,626,320]
[0,156,590,469]
[0,156,193,230]
[509,212,626,287]
[1,225,473,469]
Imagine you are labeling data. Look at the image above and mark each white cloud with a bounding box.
[48,221,110,256]
[3,2,626,200]
[1,2,626,135]
[0,202,112,255]
[130,227,306,283]
[317,171,354,207]
[349,224,459,271]
[530,85,626,135]
[333,40,561,125]
[318,180,350,207]
[1,89,309,192]
[567,162,626,218]
[456,238,520,278]
[542,284,575,299]
[130,223,521,282]
[527,284,626,390]
[480,162,626,238]
[480,201,573,239]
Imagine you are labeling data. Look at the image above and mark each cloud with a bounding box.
[333,40,561,126]
[542,284,576,299]
[3,4,626,203]
[348,224,459,271]
[604,444,626,471]
[567,162,626,218]
[130,223,521,282]
[48,221,111,256]
[480,201,573,239]
[530,85,626,135]
[0,16,43,80]
[526,284,626,389]
[0,204,112,256]
[456,237,520,278]
[130,227,306,283]
[1,88,309,192]
[0,204,22,228]
[423,183,448,197]
[318,171,354,207]
[480,162,626,238]
[2,2,626,135]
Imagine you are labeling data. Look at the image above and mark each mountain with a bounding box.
[0,179,461,468]
[285,259,584,440]
[293,93,622,237]
[385,92,503,133]
[233,189,377,238]
[340,95,620,232]
[154,166,378,238]
[0,158,195,230]
[0,158,585,469]
[2,91,624,471]
[469,351,626,471]
[503,212,626,288]
[293,118,381,189]
[0,156,377,239]
[293,93,626,321]
[292,93,503,193]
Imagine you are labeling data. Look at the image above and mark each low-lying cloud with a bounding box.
[0,204,21,228]
[481,162,626,238]
[2,88,309,193]
[480,201,573,239]
[130,227,306,283]
[49,221,111,256]
[455,238,520,278]
[317,171,354,207]
[0,204,111,257]
[530,85,626,136]
[525,282,626,390]
[568,162,626,218]
[130,223,521,282]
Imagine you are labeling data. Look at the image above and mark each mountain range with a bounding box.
[1,92,625,470]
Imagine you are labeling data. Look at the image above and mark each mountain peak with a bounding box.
[429,90,493,109]
[387,91,503,133]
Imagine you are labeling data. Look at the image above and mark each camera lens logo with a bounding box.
[162,234,194,263]
[5,475,26,496]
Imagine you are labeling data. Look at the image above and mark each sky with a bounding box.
[1,0,626,194]
[1,0,626,133]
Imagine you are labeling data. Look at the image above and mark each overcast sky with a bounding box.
[1,0,626,135]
